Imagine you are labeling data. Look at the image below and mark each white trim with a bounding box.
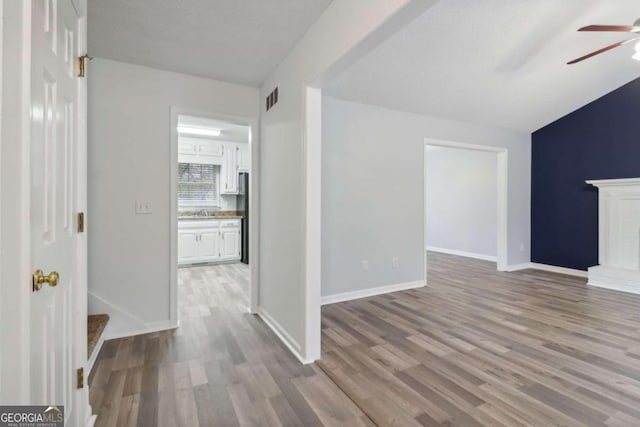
[0,0,32,404]
[501,263,531,272]
[102,321,176,341]
[170,107,260,329]
[530,263,587,278]
[586,177,640,187]
[321,280,426,305]
[257,308,312,364]
[426,246,497,262]
[88,290,179,337]
[302,86,322,363]
[502,262,587,278]
[76,13,92,427]
[587,265,640,294]
[424,138,509,277]
[87,327,106,374]
[0,0,4,392]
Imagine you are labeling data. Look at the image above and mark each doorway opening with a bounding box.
[424,139,508,284]
[170,110,259,327]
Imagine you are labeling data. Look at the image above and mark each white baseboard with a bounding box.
[530,263,587,278]
[321,280,426,306]
[257,308,312,365]
[501,263,531,272]
[103,320,177,341]
[87,324,108,374]
[503,262,587,278]
[427,246,497,262]
[89,291,177,340]
[588,265,640,294]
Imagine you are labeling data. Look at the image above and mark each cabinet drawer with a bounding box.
[178,220,220,230]
[219,219,240,228]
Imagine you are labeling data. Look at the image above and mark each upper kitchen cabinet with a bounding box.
[178,136,224,165]
[221,143,238,194]
[237,144,250,172]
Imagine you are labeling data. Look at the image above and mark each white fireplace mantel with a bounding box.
[586,177,640,294]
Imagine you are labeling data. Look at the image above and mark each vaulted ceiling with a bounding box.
[324,0,640,132]
[88,0,333,87]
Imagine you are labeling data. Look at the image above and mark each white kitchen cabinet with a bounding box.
[221,143,238,194]
[198,229,221,262]
[237,144,250,172]
[177,230,200,264]
[178,137,224,165]
[178,138,198,156]
[220,229,241,260]
[178,219,240,265]
[198,139,224,162]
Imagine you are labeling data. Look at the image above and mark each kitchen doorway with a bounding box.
[170,109,259,327]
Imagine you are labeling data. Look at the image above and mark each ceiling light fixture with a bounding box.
[633,40,640,61]
[177,126,221,137]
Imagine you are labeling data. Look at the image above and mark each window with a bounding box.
[178,163,220,206]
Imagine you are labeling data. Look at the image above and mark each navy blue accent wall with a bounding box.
[532,77,640,271]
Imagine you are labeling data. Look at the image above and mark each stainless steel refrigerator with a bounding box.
[238,172,249,264]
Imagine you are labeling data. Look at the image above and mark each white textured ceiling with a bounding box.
[88,0,333,87]
[324,0,640,132]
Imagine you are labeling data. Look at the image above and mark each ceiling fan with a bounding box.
[567,18,640,64]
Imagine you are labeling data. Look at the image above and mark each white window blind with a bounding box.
[178,163,220,206]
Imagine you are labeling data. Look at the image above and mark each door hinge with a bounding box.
[77,212,85,233]
[76,368,84,389]
[77,54,93,78]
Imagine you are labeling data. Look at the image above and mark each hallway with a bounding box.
[88,264,369,426]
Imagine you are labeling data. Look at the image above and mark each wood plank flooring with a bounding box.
[318,252,640,426]
[89,263,372,426]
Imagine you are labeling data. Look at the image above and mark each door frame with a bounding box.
[0,0,32,403]
[169,107,260,324]
[423,138,509,281]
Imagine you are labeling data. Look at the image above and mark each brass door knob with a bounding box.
[33,270,59,292]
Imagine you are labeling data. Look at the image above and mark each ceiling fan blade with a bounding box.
[578,25,640,33]
[567,37,640,64]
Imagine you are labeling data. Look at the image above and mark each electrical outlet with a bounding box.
[392,257,399,269]
[361,260,369,271]
[520,243,526,252]
[135,200,152,214]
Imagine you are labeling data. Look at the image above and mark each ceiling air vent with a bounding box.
[266,87,278,111]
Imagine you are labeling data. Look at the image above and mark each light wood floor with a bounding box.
[88,263,372,426]
[318,252,640,426]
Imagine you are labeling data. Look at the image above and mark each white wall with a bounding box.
[321,97,531,298]
[88,58,259,335]
[258,0,438,362]
[425,146,497,259]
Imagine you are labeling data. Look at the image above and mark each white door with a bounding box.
[199,230,221,261]
[30,0,83,424]
[178,230,199,264]
[220,229,240,259]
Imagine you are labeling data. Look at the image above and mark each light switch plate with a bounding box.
[135,200,152,214]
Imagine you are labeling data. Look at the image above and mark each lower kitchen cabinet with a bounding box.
[220,228,241,260]
[178,219,241,265]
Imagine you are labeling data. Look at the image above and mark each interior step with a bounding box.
[88,314,109,361]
